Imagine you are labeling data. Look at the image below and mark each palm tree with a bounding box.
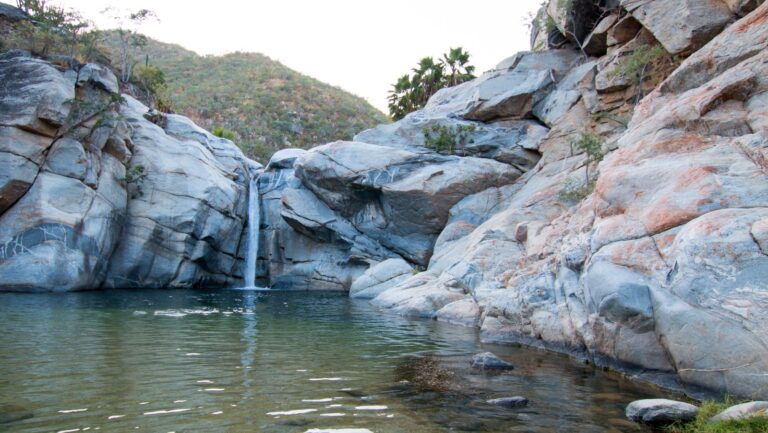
[387,48,476,120]
[442,47,476,87]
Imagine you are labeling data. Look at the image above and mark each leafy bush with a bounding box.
[423,123,476,155]
[388,47,476,120]
[558,176,595,204]
[123,164,147,198]
[572,131,604,182]
[6,1,99,60]
[133,64,172,112]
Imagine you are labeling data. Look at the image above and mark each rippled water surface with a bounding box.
[0,289,672,432]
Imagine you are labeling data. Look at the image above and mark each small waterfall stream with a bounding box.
[243,175,261,288]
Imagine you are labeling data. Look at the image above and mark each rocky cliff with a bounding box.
[251,1,768,400]
[0,50,257,290]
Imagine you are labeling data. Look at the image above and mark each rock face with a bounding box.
[0,52,255,291]
[340,0,768,401]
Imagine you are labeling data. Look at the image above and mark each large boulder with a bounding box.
[625,399,699,424]
[295,141,523,265]
[620,0,734,54]
[350,258,413,299]
[0,53,255,291]
[0,52,73,136]
[256,164,390,290]
[103,96,252,288]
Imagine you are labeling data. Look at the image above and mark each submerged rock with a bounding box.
[0,404,33,424]
[625,399,699,424]
[470,352,515,370]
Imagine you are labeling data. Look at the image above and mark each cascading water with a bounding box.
[243,174,261,288]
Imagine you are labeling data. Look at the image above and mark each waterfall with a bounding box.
[243,174,261,288]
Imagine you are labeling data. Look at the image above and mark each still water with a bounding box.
[0,289,672,432]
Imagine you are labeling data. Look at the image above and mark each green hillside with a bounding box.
[102,32,388,162]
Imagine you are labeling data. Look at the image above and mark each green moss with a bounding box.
[664,400,768,433]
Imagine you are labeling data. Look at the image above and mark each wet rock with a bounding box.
[626,399,699,424]
[487,396,529,407]
[710,401,768,422]
[350,258,413,299]
[470,352,514,370]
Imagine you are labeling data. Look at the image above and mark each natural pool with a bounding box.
[0,289,674,432]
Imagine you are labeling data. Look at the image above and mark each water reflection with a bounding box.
[0,290,671,432]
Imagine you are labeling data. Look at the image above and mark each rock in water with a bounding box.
[710,401,768,422]
[0,404,33,424]
[470,352,514,370]
[625,399,699,424]
[487,396,528,407]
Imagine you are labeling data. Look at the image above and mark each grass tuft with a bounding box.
[664,400,768,433]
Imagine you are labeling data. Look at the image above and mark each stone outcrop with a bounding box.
[0,51,254,290]
[345,0,768,401]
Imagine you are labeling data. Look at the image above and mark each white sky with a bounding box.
[21,0,543,112]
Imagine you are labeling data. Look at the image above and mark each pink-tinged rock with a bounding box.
[620,0,733,55]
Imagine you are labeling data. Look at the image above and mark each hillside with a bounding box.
[101,32,388,162]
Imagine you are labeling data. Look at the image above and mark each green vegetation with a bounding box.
[572,131,604,182]
[422,123,476,155]
[212,127,236,141]
[122,164,147,198]
[388,47,475,121]
[609,44,670,86]
[665,400,768,433]
[1,2,386,163]
[132,64,171,112]
[6,0,100,61]
[99,32,387,163]
[558,176,596,203]
[559,131,605,204]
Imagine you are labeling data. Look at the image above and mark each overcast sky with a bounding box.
[30,0,542,112]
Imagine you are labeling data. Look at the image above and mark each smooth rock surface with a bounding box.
[710,401,768,422]
[350,258,413,299]
[625,399,699,424]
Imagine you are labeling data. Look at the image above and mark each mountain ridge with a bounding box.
[100,31,388,163]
